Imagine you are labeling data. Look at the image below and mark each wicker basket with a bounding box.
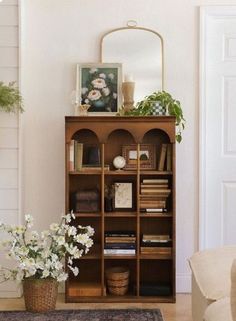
[105,267,130,296]
[23,278,58,313]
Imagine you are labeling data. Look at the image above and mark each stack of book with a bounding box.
[139,178,171,212]
[104,231,136,255]
[140,234,172,255]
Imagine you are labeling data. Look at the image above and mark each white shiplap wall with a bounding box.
[0,0,20,297]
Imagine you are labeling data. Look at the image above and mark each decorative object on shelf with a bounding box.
[77,104,91,116]
[105,266,130,296]
[122,144,156,170]
[86,145,100,165]
[104,184,115,212]
[119,91,185,143]
[113,155,126,170]
[122,74,135,112]
[71,189,100,213]
[0,213,94,312]
[0,81,23,113]
[76,63,122,115]
[113,182,133,210]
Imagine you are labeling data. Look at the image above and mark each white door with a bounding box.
[200,7,236,249]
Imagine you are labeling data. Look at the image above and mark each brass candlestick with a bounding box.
[122,81,135,112]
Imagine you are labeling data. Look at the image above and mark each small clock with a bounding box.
[113,156,126,170]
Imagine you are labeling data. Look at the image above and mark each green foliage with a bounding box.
[120,91,185,143]
[0,82,24,113]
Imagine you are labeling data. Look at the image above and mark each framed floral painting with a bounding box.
[76,63,122,115]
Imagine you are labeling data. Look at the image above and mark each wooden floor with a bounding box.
[0,293,192,321]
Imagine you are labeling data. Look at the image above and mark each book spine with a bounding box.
[166,144,172,171]
[104,243,136,249]
[140,208,167,213]
[140,247,172,254]
[141,242,172,247]
[141,184,169,188]
[142,179,168,184]
[69,140,75,171]
[105,237,136,243]
[158,143,168,171]
[104,249,136,254]
[75,142,83,171]
[141,188,171,193]
[105,232,136,237]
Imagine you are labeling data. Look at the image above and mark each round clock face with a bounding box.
[113,156,126,170]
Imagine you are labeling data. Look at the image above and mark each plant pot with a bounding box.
[23,278,58,313]
[151,101,166,115]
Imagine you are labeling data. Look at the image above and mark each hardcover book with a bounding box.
[158,143,167,171]
[104,249,136,255]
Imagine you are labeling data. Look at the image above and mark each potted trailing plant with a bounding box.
[0,81,23,113]
[120,91,185,143]
[0,212,94,312]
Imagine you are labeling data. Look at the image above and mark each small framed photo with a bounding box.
[76,63,122,115]
[122,144,156,170]
[113,182,133,210]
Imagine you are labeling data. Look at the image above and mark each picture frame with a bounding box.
[76,63,122,116]
[113,182,133,210]
[122,144,156,170]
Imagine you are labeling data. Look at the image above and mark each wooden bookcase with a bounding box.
[65,116,176,303]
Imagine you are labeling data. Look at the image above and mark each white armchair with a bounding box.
[189,246,236,321]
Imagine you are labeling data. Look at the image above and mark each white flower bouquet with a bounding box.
[0,212,94,283]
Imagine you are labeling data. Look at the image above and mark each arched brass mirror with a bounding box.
[100,21,164,105]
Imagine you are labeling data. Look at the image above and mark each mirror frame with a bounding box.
[100,22,164,90]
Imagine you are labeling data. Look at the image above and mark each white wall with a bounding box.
[17,0,236,293]
[0,0,21,297]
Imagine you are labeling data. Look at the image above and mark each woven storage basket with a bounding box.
[23,278,58,312]
[105,267,130,296]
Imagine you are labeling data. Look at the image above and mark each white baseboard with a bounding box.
[176,273,191,293]
[0,274,192,298]
[0,281,22,298]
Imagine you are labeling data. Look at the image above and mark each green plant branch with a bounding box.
[0,81,24,113]
[119,91,185,143]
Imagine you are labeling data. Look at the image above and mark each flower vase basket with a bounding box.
[23,278,58,312]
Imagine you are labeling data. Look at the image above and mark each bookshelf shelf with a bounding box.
[74,212,101,217]
[65,116,176,303]
[140,170,173,175]
[69,170,103,175]
[104,212,137,217]
[104,170,137,176]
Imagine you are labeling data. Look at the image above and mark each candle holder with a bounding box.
[122,81,135,112]
[75,104,90,116]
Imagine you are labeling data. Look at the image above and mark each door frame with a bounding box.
[199,6,236,250]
